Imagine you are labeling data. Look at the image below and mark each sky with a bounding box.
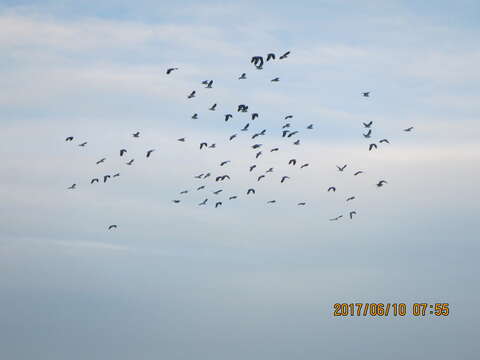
[1,0,479,359]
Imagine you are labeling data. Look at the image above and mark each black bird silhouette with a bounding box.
[68,184,76,189]
[251,56,264,68]
[266,167,274,173]
[369,143,377,151]
[267,200,276,204]
[279,51,290,59]
[379,139,390,144]
[376,180,388,187]
[126,159,134,165]
[103,175,110,183]
[349,211,357,219]
[192,113,198,119]
[252,133,260,139]
[249,165,256,172]
[256,151,262,159]
[208,143,216,148]
[132,131,140,138]
[220,160,230,166]
[120,149,127,156]
[271,77,280,82]
[298,202,306,206]
[285,115,293,119]
[247,188,255,195]
[229,196,237,200]
[200,142,208,149]
[108,224,118,230]
[354,171,364,176]
[238,104,248,112]
[199,198,208,206]
[241,123,250,131]
[209,103,217,111]
[213,190,223,195]
[180,190,188,194]
[257,175,265,181]
[65,136,74,141]
[281,176,290,183]
[96,158,106,165]
[197,185,205,191]
[172,200,180,203]
[363,129,372,138]
[363,121,373,128]
[293,140,300,145]
[337,164,347,172]
[113,173,120,178]
[259,129,266,135]
[270,148,279,152]
[229,134,237,141]
[78,142,87,147]
[282,123,291,129]
[346,196,356,201]
[194,174,204,179]
[166,67,178,74]
[252,144,262,149]
[204,173,211,179]
[328,186,336,192]
[146,149,155,158]
[404,127,414,132]
[289,159,296,165]
[90,178,99,184]
[216,175,230,181]
[266,53,275,61]
[238,73,247,79]
[251,113,259,120]
[282,130,289,137]
[177,138,186,142]
[287,131,298,138]
[225,114,233,121]
[300,163,309,169]
[187,91,196,99]
[215,201,222,208]
[362,92,370,97]
[329,215,343,221]
[307,124,313,129]
[205,80,213,88]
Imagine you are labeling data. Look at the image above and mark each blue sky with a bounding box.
[1,1,479,359]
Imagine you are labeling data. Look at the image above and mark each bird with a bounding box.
[241,123,250,131]
[285,115,293,119]
[282,123,291,129]
[329,215,343,221]
[363,121,373,128]
[132,131,140,138]
[68,184,76,189]
[78,142,87,147]
[220,160,230,166]
[90,178,99,184]
[146,149,155,158]
[120,149,127,156]
[200,142,208,149]
[337,164,347,172]
[271,77,280,82]
[300,163,309,169]
[267,200,276,204]
[346,196,356,201]
[251,113,259,120]
[287,131,298,138]
[103,175,110,183]
[108,224,118,230]
[208,143,216,149]
[225,114,233,121]
[266,167,274,173]
[376,180,388,187]
[252,133,260,139]
[404,127,414,132]
[209,103,217,111]
[204,173,211,179]
[354,171,364,176]
[349,211,357,219]
[282,130,289,137]
[197,185,205,191]
[251,56,264,68]
[307,124,313,129]
[363,129,372,138]
[187,91,196,99]
[293,140,300,145]
[238,73,247,79]
[369,143,377,151]
[113,173,120,178]
[237,104,248,112]
[259,129,266,135]
[126,159,134,165]
[229,196,237,200]
[281,176,290,183]
[257,175,265,181]
[172,200,181,203]
[192,113,198,119]
[215,201,222,208]
[362,92,370,97]
[266,53,275,61]
[199,198,208,206]
[229,134,237,141]
[96,158,106,165]
[65,136,74,141]
[247,188,255,195]
[213,190,223,195]
[279,51,290,59]
[205,80,213,88]
[180,190,188,194]
[177,138,186,142]
[256,151,262,159]
[379,139,390,144]
[270,148,279,152]
[297,202,306,206]
[194,174,204,179]
[289,159,297,165]
[252,144,262,149]
[166,67,178,74]
[328,186,336,192]
[249,165,256,172]
[216,175,230,181]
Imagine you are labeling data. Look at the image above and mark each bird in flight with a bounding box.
[257,175,265,181]
[146,149,155,158]
[200,142,208,149]
[329,215,343,221]
[126,159,134,165]
[213,190,223,195]
[300,163,309,169]
[132,131,140,138]
[270,148,279,152]
[287,131,298,138]
[225,114,233,121]
[251,56,264,68]
[199,198,208,206]
[354,171,364,176]
[404,127,414,132]
[307,124,313,129]
[266,53,275,61]
[281,176,290,183]
[376,180,388,187]
[293,140,300,145]
[363,129,372,138]
[192,113,198,119]
[271,77,280,82]
[96,158,106,165]
[103,175,110,183]
[379,139,390,144]
[247,188,255,195]
[285,115,293,120]
[297,202,306,206]
[279,51,290,59]
[166,67,178,74]
[78,142,87,147]
[187,91,196,99]
[238,104,248,112]
[251,113,259,120]
[241,123,250,131]
[267,200,276,204]
[205,80,213,88]
[363,121,373,128]
[65,136,74,141]
[208,143,216,149]
[220,160,231,166]
[197,185,205,191]
[369,143,377,151]
[289,159,297,165]
[249,165,256,172]
[68,184,76,189]
[215,175,230,181]
[229,196,237,200]
[172,200,180,203]
[215,202,222,208]
[349,211,357,219]
[328,186,336,192]
[108,224,118,230]
[229,134,237,141]
[346,196,356,201]
[120,149,127,156]
[180,190,188,194]
[362,92,370,97]
[177,138,186,142]
[337,164,347,172]
[238,73,247,79]
[252,144,262,149]
[256,151,262,158]
[90,178,99,184]
[209,103,217,111]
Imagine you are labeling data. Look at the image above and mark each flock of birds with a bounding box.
[64,50,414,230]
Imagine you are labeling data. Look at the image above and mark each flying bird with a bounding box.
[267,200,276,204]
[199,198,208,206]
[281,176,290,183]
[354,171,364,176]
[200,142,208,149]
[376,180,388,187]
[197,185,205,191]
[266,53,275,61]
[229,196,237,200]
[363,121,373,128]
[225,114,233,121]
[68,184,76,189]
[180,190,188,194]
[362,92,370,97]
[252,144,262,149]
[132,131,140,138]
[329,215,343,221]
[208,143,216,148]
[120,149,127,156]
[65,136,74,141]
[146,149,155,158]
[404,127,414,132]
[215,202,222,208]
[328,186,336,192]
[78,142,87,147]
[194,174,204,179]
[187,91,196,99]
[337,164,347,172]
[177,138,186,142]
[257,175,265,181]
[166,67,178,74]
[247,188,255,195]
[172,200,180,203]
[213,190,223,195]
[346,196,356,201]
[363,129,372,138]
[229,134,237,141]
[113,173,120,178]
[271,77,280,82]
[279,51,290,59]
[209,103,217,111]
[238,73,247,79]
[297,202,306,206]
[307,124,313,129]
[241,123,250,131]
[126,159,134,165]
[282,130,289,137]
[220,160,231,166]
[251,113,259,120]
[251,56,264,68]
[90,178,99,184]
[369,143,377,151]
[289,159,297,165]
[284,115,293,120]
[293,140,300,145]
[249,165,256,172]
[192,113,198,119]
[96,158,106,165]
[108,225,118,230]
[349,211,357,219]
[256,151,262,159]
[205,80,213,88]
[103,175,110,183]
[300,163,309,169]
[237,104,248,112]
[287,131,298,138]
[270,148,279,152]
[379,139,390,144]
[266,167,274,173]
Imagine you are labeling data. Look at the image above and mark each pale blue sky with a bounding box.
[1,1,479,359]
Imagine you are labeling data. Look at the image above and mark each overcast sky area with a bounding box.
[1,0,479,359]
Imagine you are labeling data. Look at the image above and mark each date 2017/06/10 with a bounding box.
[333,303,450,317]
